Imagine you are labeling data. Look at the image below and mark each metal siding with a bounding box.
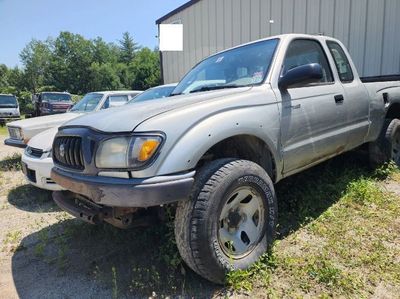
[333,0,351,46]
[241,0,251,43]
[194,2,203,63]
[160,0,400,83]
[381,0,400,75]
[250,0,261,40]
[270,0,282,35]
[201,0,210,58]
[232,0,242,46]
[364,0,385,76]
[260,0,271,37]
[216,0,225,52]
[293,0,307,33]
[224,0,233,49]
[282,0,294,34]
[319,0,334,36]
[182,9,191,80]
[208,0,217,54]
[348,0,367,75]
[306,0,320,34]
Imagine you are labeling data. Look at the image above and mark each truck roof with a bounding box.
[212,33,339,57]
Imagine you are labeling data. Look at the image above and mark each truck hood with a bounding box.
[63,87,251,132]
[27,126,58,151]
[8,112,79,130]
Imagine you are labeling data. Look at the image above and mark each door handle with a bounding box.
[334,94,344,104]
[284,103,301,109]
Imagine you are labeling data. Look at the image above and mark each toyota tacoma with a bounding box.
[50,34,400,284]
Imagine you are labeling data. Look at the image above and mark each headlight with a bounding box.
[8,127,23,140]
[95,135,164,169]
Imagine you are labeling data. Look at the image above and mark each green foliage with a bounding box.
[0,31,161,102]
[129,48,161,90]
[118,32,140,64]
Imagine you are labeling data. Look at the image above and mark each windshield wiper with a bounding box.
[189,84,245,94]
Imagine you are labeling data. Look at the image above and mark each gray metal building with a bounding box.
[156,0,400,84]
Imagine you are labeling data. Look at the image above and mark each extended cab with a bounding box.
[5,90,141,148]
[50,34,400,284]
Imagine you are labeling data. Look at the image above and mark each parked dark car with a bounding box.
[32,92,73,117]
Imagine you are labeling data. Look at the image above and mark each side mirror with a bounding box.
[278,63,323,89]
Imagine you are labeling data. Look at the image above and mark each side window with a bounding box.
[101,98,109,109]
[282,39,333,85]
[108,95,128,107]
[326,41,354,82]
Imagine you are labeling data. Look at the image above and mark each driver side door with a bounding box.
[278,39,347,174]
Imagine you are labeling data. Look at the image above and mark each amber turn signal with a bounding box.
[138,139,160,162]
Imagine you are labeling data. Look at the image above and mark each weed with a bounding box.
[2,230,22,253]
[112,266,118,299]
[344,178,385,205]
[0,153,21,171]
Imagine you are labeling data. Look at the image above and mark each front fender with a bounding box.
[156,105,282,177]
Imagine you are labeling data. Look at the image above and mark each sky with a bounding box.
[0,0,188,67]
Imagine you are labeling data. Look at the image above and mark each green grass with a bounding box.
[226,159,400,297]
[0,125,8,136]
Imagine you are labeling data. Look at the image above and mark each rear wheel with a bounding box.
[369,119,400,167]
[174,159,277,284]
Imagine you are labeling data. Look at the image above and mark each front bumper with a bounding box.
[21,154,64,191]
[4,138,26,148]
[51,167,195,208]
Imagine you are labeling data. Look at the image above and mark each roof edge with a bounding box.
[156,0,201,24]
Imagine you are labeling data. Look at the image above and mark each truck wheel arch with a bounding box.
[157,131,280,183]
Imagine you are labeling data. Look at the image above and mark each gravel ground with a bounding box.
[0,138,218,299]
[0,136,24,160]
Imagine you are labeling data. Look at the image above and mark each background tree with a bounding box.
[129,48,161,90]
[19,39,52,93]
[0,31,162,114]
[118,32,140,64]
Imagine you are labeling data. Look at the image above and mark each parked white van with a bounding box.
[0,94,20,121]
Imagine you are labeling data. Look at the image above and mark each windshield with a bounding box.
[172,38,279,95]
[69,93,103,112]
[128,85,176,104]
[0,95,17,107]
[42,93,71,102]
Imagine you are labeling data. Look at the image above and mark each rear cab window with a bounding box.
[326,41,354,83]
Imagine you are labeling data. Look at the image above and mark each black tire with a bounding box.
[369,118,400,167]
[174,159,277,284]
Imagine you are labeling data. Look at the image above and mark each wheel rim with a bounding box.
[218,186,265,259]
[392,131,400,165]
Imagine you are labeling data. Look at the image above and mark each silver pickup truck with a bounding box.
[51,34,400,283]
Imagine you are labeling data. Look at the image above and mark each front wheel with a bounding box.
[174,159,277,284]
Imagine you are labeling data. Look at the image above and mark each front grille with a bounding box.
[53,136,84,170]
[26,146,43,158]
